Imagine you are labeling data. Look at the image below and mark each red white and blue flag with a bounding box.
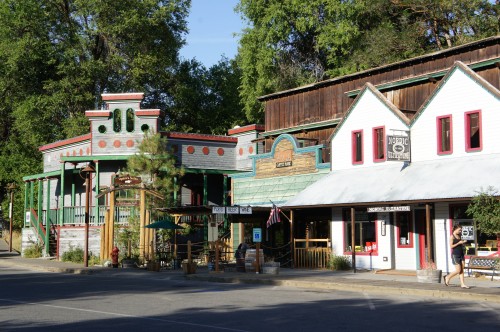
[266,204,281,228]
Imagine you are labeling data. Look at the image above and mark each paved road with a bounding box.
[1,264,500,332]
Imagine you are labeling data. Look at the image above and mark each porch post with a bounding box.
[37,179,42,227]
[351,207,356,273]
[59,162,65,226]
[30,180,34,211]
[45,178,51,256]
[203,173,208,242]
[94,161,100,225]
[426,203,432,262]
[24,182,28,226]
[290,209,294,268]
[223,174,228,228]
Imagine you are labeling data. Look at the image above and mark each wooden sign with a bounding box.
[114,175,142,186]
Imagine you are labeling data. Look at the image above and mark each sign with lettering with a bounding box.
[275,149,292,168]
[367,206,411,213]
[387,135,411,161]
[212,206,226,214]
[239,206,252,214]
[461,225,475,241]
[114,175,142,186]
[226,206,240,214]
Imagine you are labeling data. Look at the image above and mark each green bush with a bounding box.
[24,242,43,258]
[328,255,351,271]
[61,247,84,263]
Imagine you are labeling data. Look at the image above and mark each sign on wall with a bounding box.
[367,206,411,213]
[461,225,475,241]
[387,135,411,161]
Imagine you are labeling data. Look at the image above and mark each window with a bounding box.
[397,212,413,248]
[343,209,377,254]
[372,126,385,162]
[126,108,135,132]
[436,115,452,154]
[352,130,363,164]
[113,109,122,132]
[465,111,482,151]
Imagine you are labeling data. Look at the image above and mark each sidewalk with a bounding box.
[1,238,499,303]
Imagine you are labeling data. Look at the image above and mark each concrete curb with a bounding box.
[185,274,500,304]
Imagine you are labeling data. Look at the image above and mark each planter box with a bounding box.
[147,261,161,272]
[262,262,280,275]
[416,269,442,283]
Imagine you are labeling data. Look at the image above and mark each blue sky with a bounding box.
[179,0,245,68]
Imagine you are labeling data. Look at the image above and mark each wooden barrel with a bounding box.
[244,249,264,273]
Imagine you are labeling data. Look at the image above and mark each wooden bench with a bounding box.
[466,256,500,280]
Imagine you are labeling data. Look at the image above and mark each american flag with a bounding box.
[266,204,281,228]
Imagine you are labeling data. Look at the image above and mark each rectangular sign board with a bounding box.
[367,206,411,213]
[461,225,475,241]
[212,206,226,214]
[253,228,262,243]
[387,135,411,161]
[239,206,252,214]
[226,206,240,214]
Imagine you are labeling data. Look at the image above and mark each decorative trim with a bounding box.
[163,131,238,143]
[39,134,91,152]
[102,93,144,101]
[228,124,265,135]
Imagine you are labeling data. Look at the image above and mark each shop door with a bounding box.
[415,210,434,266]
[415,209,431,268]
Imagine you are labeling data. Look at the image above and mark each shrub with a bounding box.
[328,255,351,271]
[61,247,84,263]
[24,242,43,258]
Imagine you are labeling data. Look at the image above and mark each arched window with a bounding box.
[113,109,122,132]
[126,108,135,132]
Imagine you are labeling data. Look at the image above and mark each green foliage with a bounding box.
[62,247,85,263]
[467,187,500,236]
[23,242,43,258]
[117,215,141,258]
[236,0,499,122]
[126,130,183,203]
[328,255,351,271]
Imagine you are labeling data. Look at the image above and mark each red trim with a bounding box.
[85,110,111,117]
[228,124,265,135]
[39,134,91,152]
[464,110,482,152]
[436,114,453,155]
[351,129,364,165]
[163,131,238,143]
[372,126,386,162]
[102,93,144,101]
[136,109,162,116]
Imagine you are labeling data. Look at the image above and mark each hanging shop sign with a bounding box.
[212,206,253,214]
[387,135,411,161]
[367,206,411,213]
[114,175,142,186]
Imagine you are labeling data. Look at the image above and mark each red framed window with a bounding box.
[352,130,363,164]
[436,115,453,155]
[397,212,413,248]
[372,126,385,162]
[465,110,482,152]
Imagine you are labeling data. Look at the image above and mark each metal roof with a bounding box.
[284,154,500,208]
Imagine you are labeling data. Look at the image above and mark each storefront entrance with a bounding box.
[415,209,434,268]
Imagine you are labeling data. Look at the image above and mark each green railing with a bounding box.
[32,206,140,227]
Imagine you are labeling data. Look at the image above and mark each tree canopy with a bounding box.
[236,0,499,122]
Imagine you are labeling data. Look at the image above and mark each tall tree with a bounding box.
[236,0,499,122]
[0,0,190,225]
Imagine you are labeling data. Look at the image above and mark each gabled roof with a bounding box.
[410,61,500,126]
[39,134,91,152]
[329,82,410,142]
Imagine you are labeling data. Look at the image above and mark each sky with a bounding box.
[179,0,245,68]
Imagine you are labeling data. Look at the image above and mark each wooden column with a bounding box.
[351,207,356,273]
[139,189,146,260]
[426,203,432,263]
[109,191,115,255]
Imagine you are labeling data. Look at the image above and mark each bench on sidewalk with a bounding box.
[466,256,499,280]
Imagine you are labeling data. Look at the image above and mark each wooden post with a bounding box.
[256,242,261,273]
[290,210,294,268]
[139,189,145,260]
[188,240,192,263]
[426,203,432,263]
[351,207,356,273]
[215,240,220,272]
[109,190,115,255]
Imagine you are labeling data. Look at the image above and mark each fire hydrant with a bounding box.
[111,246,120,268]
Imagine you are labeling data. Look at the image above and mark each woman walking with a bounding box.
[443,225,470,288]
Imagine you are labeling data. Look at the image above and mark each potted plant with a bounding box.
[416,260,442,283]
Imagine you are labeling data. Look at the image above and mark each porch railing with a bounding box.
[294,238,331,269]
[37,206,140,227]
